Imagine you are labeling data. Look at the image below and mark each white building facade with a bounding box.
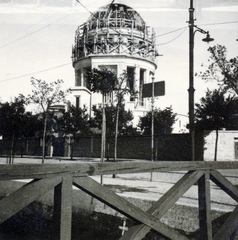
[71,3,159,125]
[204,130,238,161]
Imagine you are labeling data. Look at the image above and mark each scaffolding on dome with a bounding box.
[72,3,159,63]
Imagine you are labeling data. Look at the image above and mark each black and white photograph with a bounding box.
[0,0,238,239]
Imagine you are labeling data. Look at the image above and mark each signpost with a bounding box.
[143,80,165,181]
[142,81,165,98]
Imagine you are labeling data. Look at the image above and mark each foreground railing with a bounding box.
[0,161,238,240]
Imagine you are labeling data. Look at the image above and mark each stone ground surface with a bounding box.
[0,156,238,239]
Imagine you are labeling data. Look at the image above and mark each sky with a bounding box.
[0,0,237,131]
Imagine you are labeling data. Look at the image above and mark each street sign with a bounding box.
[142,81,165,98]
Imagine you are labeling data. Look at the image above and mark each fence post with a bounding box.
[198,170,212,240]
[54,176,73,240]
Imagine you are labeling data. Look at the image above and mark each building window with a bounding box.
[98,65,117,75]
[84,67,91,89]
[75,70,81,86]
[235,137,238,160]
[139,69,145,106]
[76,96,80,109]
[127,67,135,101]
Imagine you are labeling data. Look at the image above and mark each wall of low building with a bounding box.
[204,130,238,161]
[0,138,42,157]
[0,137,62,158]
[0,133,204,161]
[70,133,203,161]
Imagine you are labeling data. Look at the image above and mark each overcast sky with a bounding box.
[0,0,237,128]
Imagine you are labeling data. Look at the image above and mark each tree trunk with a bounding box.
[106,142,110,161]
[21,144,23,158]
[101,94,106,163]
[42,113,47,164]
[70,135,74,160]
[214,129,219,161]
[100,94,106,184]
[9,132,15,164]
[113,104,120,178]
[114,104,119,161]
[70,142,73,160]
[155,138,158,161]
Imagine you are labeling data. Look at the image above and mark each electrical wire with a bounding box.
[2,23,69,54]
[155,20,238,43]
[75,0,125,35]
[155,20,236,46]
[200,20,238,27]
[156,27,187,46]
[1,2,237,49]
[0,12,77,50]
[156,27,187,38]
[0,1,118,84]
[0,11,68,43]
[76,0,94,16]
[177,113,188,118]
[0,63,71,83]
[155,20,238,39]
[1,2,236,83]
[0,28,186,84]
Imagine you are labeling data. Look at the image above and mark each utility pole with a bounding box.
[188,0,214,161]
[151,75,155,163]
[188,0,195,161]
[150,75,155,182]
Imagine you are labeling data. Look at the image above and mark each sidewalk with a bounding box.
[0,155,137,164]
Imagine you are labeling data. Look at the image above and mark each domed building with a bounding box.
[71,2,159,124]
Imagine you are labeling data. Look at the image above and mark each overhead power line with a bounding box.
[0,63,71,83]
[1,11,68,43]
[200,20,238,27]
[76,0,94,15]
[0,13,75,50]
[156,27,187,46]
[156,27,187,38]
[75,0,126,34]
[2,24,69,55]
[1,3,236,83]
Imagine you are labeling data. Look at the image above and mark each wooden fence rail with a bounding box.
[0,161,238,240]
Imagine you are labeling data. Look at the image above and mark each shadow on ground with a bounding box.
[0,201,235,240]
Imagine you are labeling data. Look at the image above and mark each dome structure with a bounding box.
[72,3,158,63]
[71,3,159,125]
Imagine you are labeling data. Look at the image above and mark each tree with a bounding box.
[198,44,238,160]
[0,95,41,163]
[91,104,133,137]
[0,96,25,163]
[86,68,118,164]
[27,78,70,163]
[225,99,238,130]
[17,112,43,157]
[194,89,236,161]
[87,68,118,95]
[139,107,177,136]
[58,105,90,159]
[91,104,133,163]
[113,70,135,161]
[201,44,238,95]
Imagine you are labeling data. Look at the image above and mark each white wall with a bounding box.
[204,130,238,161]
